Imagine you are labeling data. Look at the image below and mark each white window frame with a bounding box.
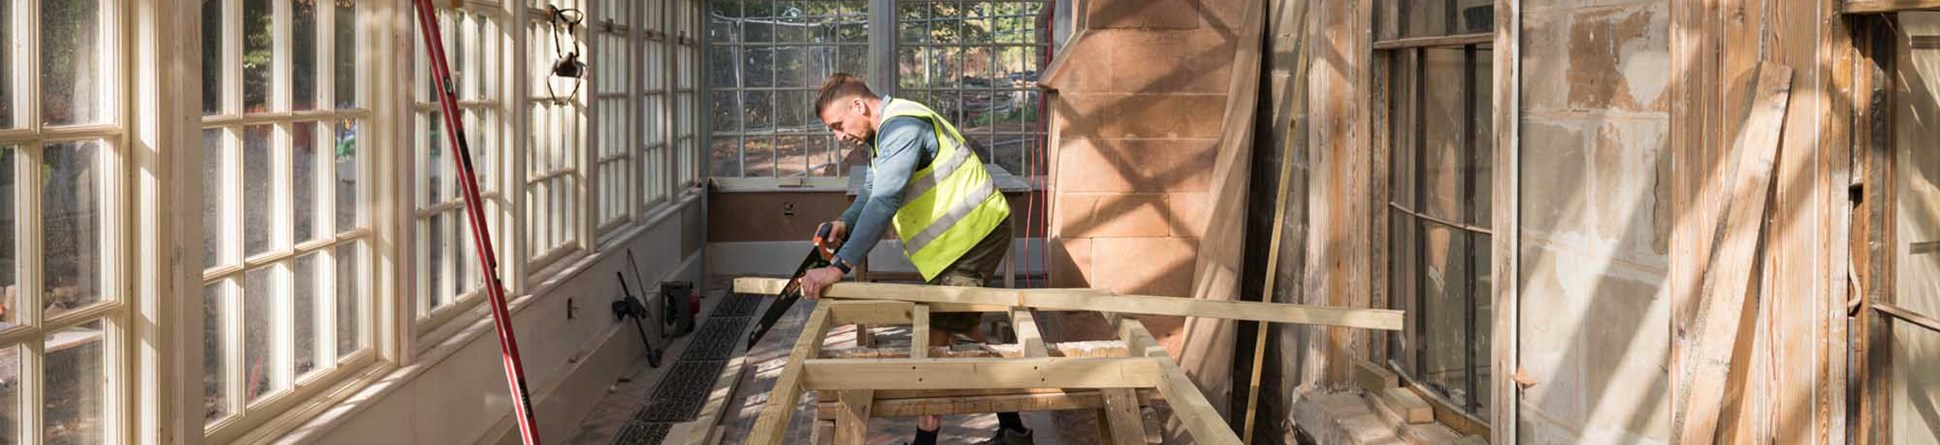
[196,0,379,440]
[591,0,636,242]
[522,0,588,275]
[702,0,1051,187]
[408,3,513,338]
[0,0,133,442]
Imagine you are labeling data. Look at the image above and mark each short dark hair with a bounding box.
[814,73,876,114]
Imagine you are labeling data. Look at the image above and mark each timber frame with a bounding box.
[733,278,1404,445]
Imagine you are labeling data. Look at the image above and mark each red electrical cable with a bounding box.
[412,1,543,443]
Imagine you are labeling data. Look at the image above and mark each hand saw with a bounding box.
[746,224,840,348]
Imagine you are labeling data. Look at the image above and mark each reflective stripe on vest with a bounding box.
[872,98,1011,280]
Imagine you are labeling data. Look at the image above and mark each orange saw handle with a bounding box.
[812,222,841,260]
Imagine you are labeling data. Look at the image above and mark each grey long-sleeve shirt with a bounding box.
[835,99,938,267]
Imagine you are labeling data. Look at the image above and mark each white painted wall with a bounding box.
[290,201,703,444]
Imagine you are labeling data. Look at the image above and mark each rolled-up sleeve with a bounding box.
[835,117,934,266]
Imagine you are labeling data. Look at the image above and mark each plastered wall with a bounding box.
[1517,1,1673,443]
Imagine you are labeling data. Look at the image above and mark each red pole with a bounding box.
[412,1,543,443]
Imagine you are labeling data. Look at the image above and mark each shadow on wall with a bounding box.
[1040,0,1244,346]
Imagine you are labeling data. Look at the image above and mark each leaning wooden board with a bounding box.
[1673,61,1793,444]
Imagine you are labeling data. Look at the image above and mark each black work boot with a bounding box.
[973,427,1034,445]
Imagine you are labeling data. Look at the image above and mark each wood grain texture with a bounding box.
[1012,308,1049,358]
[1674,62,1793,445]
[1488,0,1521,442]
[1101,389,1148,445]
[800,357,1165,391]
[734,278,1405,330]
[833,390,873,445]
[749,305,832,445]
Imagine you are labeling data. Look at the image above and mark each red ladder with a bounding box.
[411,1,543,443]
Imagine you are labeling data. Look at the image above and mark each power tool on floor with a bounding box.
[746,222,841,348]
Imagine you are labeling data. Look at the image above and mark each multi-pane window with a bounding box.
[199,0,372,438]
[705,1,1050,179]
[673,0,700,188]
[896,0,1049,176]
[0,0,127,441]
[413,8,506,326]
[641,0,671,206]
[594,0,636,236]
[1379,0,1494,419]
[706,0,868,178]
[526,0,586,270]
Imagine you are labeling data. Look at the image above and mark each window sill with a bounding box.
[264,191,703,444]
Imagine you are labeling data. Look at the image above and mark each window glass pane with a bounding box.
[0,346,17,442]
[293,252,319,377]
[0,149,12,328]
[1471,232,1492,413]
[43,141,102,317]
[202,0,223,116]
[1393,0,1491,38]
[1390,213,1417,374]
[425,114,444,205]
[244,125,271,257]
[333,0,357,109]
[202,281,229,424]
[243,0,272,112]
[1421,225,1470,407]
[424,213,445,312]
[42,0,106,126]
[1888,15,1940,443]
[1421,47,1465,222]
[334,120,358,232]
[293,0,318,111]
[1470,47,1494,226]
[203,129,226,269]
[243,266,281,403]
[1,0,11,129]
[335,243,361,358]
[44,320,104,445]
[294,122,318,243]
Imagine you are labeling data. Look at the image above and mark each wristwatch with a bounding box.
[830,257,853,274]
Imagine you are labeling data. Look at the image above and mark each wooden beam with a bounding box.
[828,300,913,326]
[1112,315,1168,359]
[749,305,834,445]
[1371,32,1492,50]
[1156,359,1243,445]
[800,357,1165,391]
[818,341,1131,360]
[833,390,873,445]
[1374,387,1433,424]
[911,304,930,359]
[1112,317,1239,445]
[1674,62,1793,445]
[1353,360,1399,391]
[1843,0,1940,14]
[1011,308,1049,357]
[812,420,835,445]
[1100,389,1148,445]
[815,390,1150,418]
[1875,302,1940,333]
[737,278,1404,330]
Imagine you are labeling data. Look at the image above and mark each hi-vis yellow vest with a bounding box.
[874,98,1011,281]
